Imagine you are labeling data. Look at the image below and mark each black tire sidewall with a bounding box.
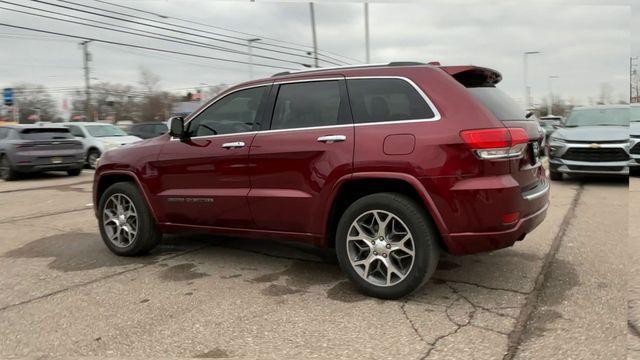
[87,150,101,169]
[0,155,16,181]
[98,182,159,256]
[335,193,439,299]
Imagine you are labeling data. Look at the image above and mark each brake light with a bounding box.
[460,128,529,160]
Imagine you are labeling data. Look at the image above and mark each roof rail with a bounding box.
[271,61,429,77]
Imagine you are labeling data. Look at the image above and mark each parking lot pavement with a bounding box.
[629,178,640,359]
[0,173,628,359]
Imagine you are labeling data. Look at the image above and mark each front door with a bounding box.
[248,78,354,236]
[155,85,270,228]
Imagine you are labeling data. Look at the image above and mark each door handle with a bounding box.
[317,135,346,143]
[221,141,245,149]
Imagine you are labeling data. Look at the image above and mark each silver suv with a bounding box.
[547,105,630,180]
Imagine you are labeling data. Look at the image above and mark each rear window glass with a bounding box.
[467,87,528,121]
[19,128,73,140]
[271,81,343,130]
[347,78,435,124]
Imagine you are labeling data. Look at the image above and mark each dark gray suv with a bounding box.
[0,125,85,180]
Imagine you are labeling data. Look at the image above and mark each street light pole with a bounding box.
[247,38,261,80]
[547,75,559,116]
[364,2,370,63]
[80,40,92,121]
[523,51,541,109]
[309,2,319,68]
[631,56,638,103]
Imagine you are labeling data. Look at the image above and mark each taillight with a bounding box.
[460,128,529,160]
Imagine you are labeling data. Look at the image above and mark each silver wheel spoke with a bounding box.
[346,209,415,287]
[102,193,138,248]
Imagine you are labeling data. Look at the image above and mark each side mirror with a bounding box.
[525,111,535,119]
[169,116,185,139]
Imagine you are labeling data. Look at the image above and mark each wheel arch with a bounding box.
[94,170,158,223]
[324,172,449,251]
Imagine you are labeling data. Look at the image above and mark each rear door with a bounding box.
[248,78,354,236]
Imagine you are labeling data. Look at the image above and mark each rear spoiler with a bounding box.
[440,66,502,87]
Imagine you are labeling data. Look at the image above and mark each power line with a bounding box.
[0,22,297,70]
[88,0,362,64]
[0,2,321,67]
[30,0,344,66]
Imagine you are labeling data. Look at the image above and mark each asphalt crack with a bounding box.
[503,185,584,360]
[433,278,529,295]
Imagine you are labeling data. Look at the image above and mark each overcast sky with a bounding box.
[0,0,635,113]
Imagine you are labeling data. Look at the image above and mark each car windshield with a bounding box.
[564,107,629,127]
[85,124,127,137]
[631,106,640,122]
[19,128,73,140]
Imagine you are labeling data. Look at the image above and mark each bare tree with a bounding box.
[13,84,57,123]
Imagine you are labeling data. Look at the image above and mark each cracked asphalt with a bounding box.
[0,171,633,359]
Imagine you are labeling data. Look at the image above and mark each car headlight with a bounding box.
[549,136,566,143]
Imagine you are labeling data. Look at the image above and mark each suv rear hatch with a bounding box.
[443,66,545,197]
[16,128,83,162]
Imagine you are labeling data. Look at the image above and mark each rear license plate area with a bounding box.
[51,157,63,164]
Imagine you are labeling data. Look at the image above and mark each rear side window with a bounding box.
[66,125,85,137]
[467,87,527,121]
[347,78,435,124]
[19,128,73,140]
[271,81,344,130]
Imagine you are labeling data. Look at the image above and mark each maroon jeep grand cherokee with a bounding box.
[93,62,549,299]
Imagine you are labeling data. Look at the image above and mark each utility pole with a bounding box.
[309,2,319,68]
[631,56,638,103]
[547,75,559,116]
[80,40,92,121]
[364,2,370,63]
[247,38,261,80]
[523,51,541,109]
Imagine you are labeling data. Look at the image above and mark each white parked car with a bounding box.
[61,122,142,168]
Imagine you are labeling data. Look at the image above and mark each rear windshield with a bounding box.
[19,128,73,140]
[565,107,629,127]
[467,87,528,121]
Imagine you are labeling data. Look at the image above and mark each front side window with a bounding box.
[66,125,85,137]
[188,86,267,137]
[271,81,343,130]
[347,78,435,124]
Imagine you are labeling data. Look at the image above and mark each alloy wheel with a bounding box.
[346,210,415,287]
[102,193,138,248]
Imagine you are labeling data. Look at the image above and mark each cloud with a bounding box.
[0,0,632,112]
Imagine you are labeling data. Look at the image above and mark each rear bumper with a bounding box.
[14,161,84,173]
[442,202,548,255]
[423,171,549,256]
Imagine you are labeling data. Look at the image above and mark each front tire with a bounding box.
[98,182,161,256]
[87,149,101,169]
[335,193,440,299]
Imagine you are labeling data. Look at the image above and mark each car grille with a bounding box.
[631,143,640,155]
[567,165,625,172]
[562,148,629,162]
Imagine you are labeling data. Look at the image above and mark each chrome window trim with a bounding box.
[172,75,441,141]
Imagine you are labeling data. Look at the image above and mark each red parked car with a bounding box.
[93,62,549,299]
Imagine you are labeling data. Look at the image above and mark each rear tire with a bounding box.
[98,182,161,256]
[0,155,18,181]
[549,169,563,181]
[67,168,82,176]
[335,192,440,299]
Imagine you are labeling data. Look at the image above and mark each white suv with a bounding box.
[62,122,142,168]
